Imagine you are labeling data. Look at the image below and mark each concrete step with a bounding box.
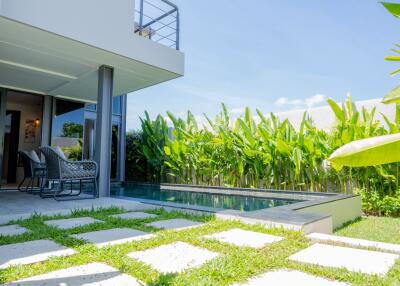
[307,232,400,254]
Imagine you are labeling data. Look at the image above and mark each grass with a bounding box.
[335,216,400,245]
[0,208,399,285]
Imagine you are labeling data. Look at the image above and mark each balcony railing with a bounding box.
[135,0,180,50]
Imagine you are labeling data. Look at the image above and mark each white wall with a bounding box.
[275,99,396,131]
[0,0,184,76]
[1,0,134,44]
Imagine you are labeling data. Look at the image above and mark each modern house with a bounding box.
[0,0,184,197]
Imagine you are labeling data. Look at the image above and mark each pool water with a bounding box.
[111,185,300,212]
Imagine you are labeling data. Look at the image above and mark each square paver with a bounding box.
[127,241,219,273]
[289,243,399,275]
[44,217,103,230]
[4,262,141,285]
[0,240,76,269]
[146,218,203,230]
[204,228,283,248]
[0,224,29,236]
[110,212,157,220]
[71,228,154,248]
[233,269,349,286]
[307,232,400,254]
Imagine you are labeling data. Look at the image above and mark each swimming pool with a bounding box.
[111,184,301,211]
[111,182,362,233]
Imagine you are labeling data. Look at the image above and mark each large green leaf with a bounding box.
[327,98,345,122]
[383,85,400,104]
[328,133,400,170]
[382,2,400,18]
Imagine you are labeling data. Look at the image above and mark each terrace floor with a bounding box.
[0,190,156,225]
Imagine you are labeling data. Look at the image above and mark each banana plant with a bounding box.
[327,3,400,183]
[382,2,400,104]
[329,133,400,170]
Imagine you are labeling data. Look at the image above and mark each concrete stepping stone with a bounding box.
[307,232,400,254]
[289,243,399,275]
[204,228,283,248]
[44,217,103,230]
[110,212,157,220]
[146,218,203,230]
[0,240,76,269]
[71,228,154,248]
[4,262,141,285]
[127,241,219,273]
[0,224,29,236]
[233,269,349,286]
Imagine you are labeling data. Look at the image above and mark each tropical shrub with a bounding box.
[61,140,83,161]
[125,130,147,181]
[358,188,400,217]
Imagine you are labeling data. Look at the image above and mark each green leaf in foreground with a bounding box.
[382,2,400,18]
[328,133,400,170]
[382,85,400,104]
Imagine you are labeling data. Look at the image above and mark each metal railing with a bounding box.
[135,0,180,50]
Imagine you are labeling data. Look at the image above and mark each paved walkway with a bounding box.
[0,190,155,224]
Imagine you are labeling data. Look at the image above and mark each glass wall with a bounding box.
[83,97,121,115]
[112,97,122,115]
[51,99,84,160]
[51,95,125,180]
[111,124,119,179]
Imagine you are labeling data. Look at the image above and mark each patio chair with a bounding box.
[17,150,46,193]
[39,146,98,201]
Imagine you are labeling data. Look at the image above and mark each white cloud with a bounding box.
[274,94,326,109]
[305,94,325,107]
[229,107,246,115]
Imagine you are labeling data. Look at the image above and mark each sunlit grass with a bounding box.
[335,216,400,245]
[0,208,398,285]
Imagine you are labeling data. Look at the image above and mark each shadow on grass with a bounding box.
[333,216,363,232]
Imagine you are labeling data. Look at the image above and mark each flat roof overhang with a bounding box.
[0,16,184,102]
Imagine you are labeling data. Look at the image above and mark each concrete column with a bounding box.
[0,88,6,188]
[95,65,114,197]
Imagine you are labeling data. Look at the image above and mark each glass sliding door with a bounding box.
[111,124,120,179]
[83,118,95,160]
[0,90,6,188]
[52,99,84,160]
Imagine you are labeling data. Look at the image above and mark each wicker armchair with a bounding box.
[39,146,98,200]
[18,150,46,193]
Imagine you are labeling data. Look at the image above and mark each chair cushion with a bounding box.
[52,146,67,159]
[28,150,41,163]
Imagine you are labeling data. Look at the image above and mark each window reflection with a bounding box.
[113,96,122,115]
[52,99,84,160]
[85,103,96,111]
[111,124,119,179]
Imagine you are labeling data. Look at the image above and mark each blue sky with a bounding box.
[126,0,400,130]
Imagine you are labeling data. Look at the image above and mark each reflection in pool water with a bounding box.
[111,185,301,212]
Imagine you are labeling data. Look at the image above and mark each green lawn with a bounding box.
[335,216,400,245]
[0,208,399,285]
